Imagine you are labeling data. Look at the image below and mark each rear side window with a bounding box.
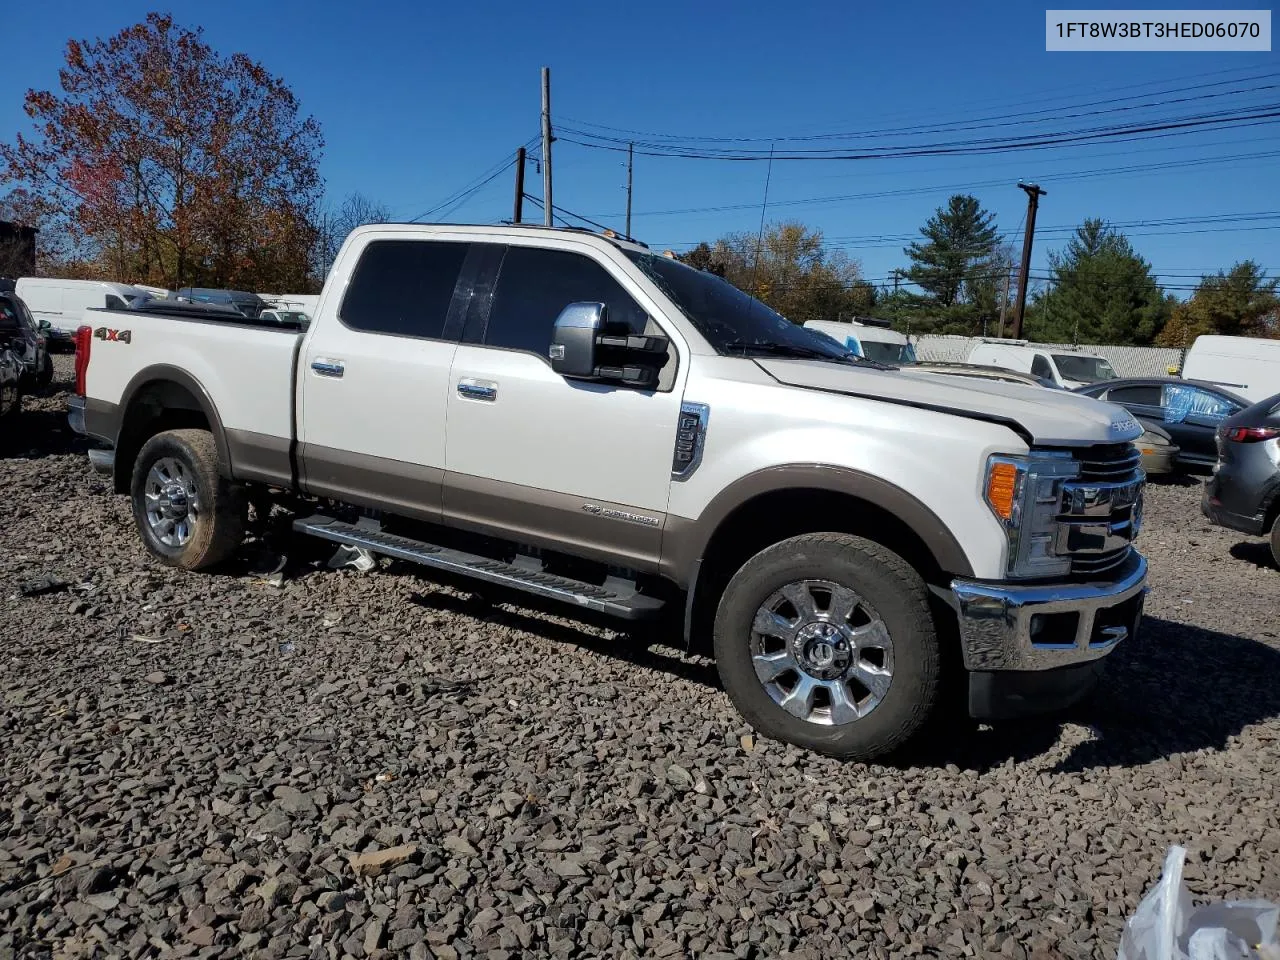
[1031,354,1053,379]
[340,239,469,339]
[484,246,649,356]
[1107,385,1161,406]
[105,295,127,310]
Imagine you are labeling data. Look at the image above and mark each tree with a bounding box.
[676,222,866,323]
[1157,261,1280,347]
[904,195,1000,308]
[0,13,324,290]
[314,191,392,282]
[1027,219,1170,345]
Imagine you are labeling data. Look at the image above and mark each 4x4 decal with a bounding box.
[93,327,131,344]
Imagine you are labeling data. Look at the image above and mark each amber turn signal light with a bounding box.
[985,461,1020,521]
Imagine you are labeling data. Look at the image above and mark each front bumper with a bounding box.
[950,552,1147,673]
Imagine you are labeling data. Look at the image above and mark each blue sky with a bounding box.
[3,0,1276,298]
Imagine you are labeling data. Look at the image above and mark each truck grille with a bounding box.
[1056,442,1145,578]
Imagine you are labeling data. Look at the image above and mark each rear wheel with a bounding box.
[1270,519,1279,570]
[712,532,940,760]
[130,429,246,570]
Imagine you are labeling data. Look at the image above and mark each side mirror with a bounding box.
[38,319,51,331]
[549,302,671,389]
[549,302,604,379]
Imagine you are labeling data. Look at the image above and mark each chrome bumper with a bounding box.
[950,552,1148,672]
[67,395,86,435]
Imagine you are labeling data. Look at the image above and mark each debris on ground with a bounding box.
[327,544,376,572]
[18,577,70,597]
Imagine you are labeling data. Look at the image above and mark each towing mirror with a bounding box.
[549,300,671,389]
[549,302,605,379]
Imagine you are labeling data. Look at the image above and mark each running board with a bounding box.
[292,515,666,621]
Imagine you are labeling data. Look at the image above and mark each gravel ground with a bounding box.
[2,356,1278,960]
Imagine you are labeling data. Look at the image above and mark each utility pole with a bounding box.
[540,67,554,227]
[625,142,634,239]
[997,269,1012,338]
[513,146,526,224]
[1011,182,1046,340]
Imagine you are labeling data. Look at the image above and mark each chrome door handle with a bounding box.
[457,378,497,402]
[311,359,344,378]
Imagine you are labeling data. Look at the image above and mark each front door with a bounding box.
[298,235,471,521]
[442,242,686,572]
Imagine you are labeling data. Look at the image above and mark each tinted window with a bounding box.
[1053,354,1116,383]
[485,246,649,356]
[1107,385,1161,406]
[1031,354,1053,379]
[340,239,469,339]
[105,295,127,310]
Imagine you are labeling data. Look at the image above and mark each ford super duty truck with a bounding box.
[68,223,1149,760]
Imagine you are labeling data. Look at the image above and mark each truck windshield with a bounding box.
[627,251,879,365]
[1052,354,1117,383]
[862,341,917,365]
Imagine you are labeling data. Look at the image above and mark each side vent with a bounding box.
[672,402,709,479]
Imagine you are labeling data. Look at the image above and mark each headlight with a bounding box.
[984,452,1080,579]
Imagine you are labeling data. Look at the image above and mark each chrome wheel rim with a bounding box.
[750,579,894,726]
[143,457,200,548]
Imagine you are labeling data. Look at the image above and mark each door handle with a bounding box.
[311,359,344,378]
[457,378,497,402]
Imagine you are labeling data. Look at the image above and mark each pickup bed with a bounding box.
[69,223,1150,759]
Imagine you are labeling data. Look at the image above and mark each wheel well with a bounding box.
[113,381,211,494]
[687,488,952,655]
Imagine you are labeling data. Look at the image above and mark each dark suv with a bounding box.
[1202,390,1280,568]
[0,292,53,391]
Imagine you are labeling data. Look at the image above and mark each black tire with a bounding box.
[0,381,18,418]
[1271,520,1280,571]
[130,428,246,570]
[35,353,53,391]
[713,532,940,760]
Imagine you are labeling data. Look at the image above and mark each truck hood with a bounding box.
[754,358,1143,447]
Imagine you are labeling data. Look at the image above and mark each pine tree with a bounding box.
[904,195,1000,308]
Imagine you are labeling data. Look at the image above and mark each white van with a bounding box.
[15,278,147,342]
[802,319,917,364]
[966,340,1117,389]
[1180,334,1280,405]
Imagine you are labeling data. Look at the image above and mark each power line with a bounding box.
[408,135,540,222]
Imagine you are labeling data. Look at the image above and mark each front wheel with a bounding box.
[35,353,53,391]
[130,428,246,570]
[713,532,940,760]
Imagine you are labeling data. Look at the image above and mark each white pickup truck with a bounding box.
[68,223,1149,760]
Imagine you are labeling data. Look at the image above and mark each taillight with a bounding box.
[73,325,92,396]
[1224,426,1280,443]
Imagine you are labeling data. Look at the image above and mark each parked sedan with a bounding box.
[914,362,1179,475]
[1073,377,1250,471]
[1202,391,1280,567]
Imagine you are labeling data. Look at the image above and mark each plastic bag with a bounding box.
[1117,846,1280,960]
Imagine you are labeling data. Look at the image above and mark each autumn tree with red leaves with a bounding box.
[0,13,324,290]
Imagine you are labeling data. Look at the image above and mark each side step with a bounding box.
[293,515,666,621]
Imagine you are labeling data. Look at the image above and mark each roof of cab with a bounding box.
[346,222,653,256]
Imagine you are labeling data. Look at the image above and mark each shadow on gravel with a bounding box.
[1229,541,1277,570]
[1146,473,1204,488]
[872,617,1280,773]
[0,400,85,461]
[408,588,722,689]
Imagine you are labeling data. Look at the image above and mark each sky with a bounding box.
[2,0,1277,299]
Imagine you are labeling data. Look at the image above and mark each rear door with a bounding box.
[297,235,473,522]
[441,241,686,572]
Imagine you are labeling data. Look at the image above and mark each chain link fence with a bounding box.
[912,335,1185,378]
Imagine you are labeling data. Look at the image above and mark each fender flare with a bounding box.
[114,364,233,486]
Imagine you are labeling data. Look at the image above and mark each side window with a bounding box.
[484,246,650,357]
[1030,354,1053,379]
[1107,385,1162,407]
[1163,384,1238,425]
[339,239,470,339]
[105,295,126,310]
[844,337,863,357]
